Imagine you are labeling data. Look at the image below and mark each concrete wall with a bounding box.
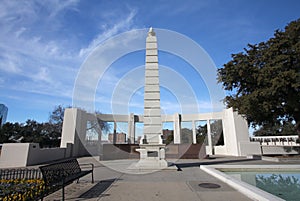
[262,146,300,155]
[213,145,227,155]
[215,108,261,156]
[61,108,88,157]
[0,143,30,168]
[166,143,206,159]
[61,107,261,157]
[0,107,268,168]
[221,108,239,156]
[101,144,140,160]
[0,143,72,168]
[101,143,206,160]
[238,141,261,156]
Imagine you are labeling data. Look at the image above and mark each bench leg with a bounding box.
[92,172,94,183]
[62,178,65,201]
[62,185,65,201]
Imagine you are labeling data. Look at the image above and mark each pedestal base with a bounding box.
[130,144,169,170]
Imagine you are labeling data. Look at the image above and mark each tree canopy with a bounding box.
[0,105,108,147]
[0,120,61,147]
[253,121,296,136]
[217,19,300,136]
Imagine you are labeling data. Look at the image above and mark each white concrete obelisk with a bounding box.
[134,27,168,169]
[143,27,163,144]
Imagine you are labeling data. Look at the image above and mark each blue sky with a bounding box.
[1,0,300,123]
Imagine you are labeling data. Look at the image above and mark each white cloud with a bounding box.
[0,0,80,61]
[0,0,79,22]
[32,67,52,83]
[0,0,141,108]
[47,0,79,18]
[15,27,27,38]
[0,0,83,101]
[79,8,137,57]
[0,1,36,24]
[0,57,22,74]
[0,2,140,118]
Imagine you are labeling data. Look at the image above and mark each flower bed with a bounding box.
[0,179,45,201]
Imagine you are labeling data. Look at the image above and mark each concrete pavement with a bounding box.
[43,156,299,201]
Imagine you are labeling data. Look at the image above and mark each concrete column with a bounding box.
[97,123,102,142]
[113,121,117,144]
[192,120,197,144]
[207,119,213,155]
[128,113,135,144]
[220,107,261,156]
[60,108,87,157]
[173,113,181,144]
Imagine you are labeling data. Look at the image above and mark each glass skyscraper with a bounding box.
[0,104,8,126]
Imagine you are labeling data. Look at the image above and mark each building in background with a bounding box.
[0,104,8,127]
[108,132,127,144]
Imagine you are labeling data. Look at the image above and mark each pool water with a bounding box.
[225,171,300,201]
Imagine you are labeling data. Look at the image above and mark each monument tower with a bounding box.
[134,28,168,169]
[143,27,163,144]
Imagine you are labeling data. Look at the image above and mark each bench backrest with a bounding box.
[39,158,82,185]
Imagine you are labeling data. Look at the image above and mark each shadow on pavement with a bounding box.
[175,158,260,170]
[79,179,115,198]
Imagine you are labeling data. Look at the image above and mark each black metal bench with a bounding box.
[39,158,94,201]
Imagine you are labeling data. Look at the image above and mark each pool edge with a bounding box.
[200,165,286,201]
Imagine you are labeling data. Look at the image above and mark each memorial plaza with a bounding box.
[0,28,299,201]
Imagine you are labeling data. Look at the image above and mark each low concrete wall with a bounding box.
[262,146,300,155]
[101,144,140,160]
[214,145,226,155]
[26,143,72,165]
[100,143,206,160]
[0,143,72,168]
[0,143,30,168]
[238,141,262,156]
[166,143,206,159]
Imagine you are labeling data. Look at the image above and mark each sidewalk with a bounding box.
[43,156,291,201]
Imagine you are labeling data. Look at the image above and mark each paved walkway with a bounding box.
[43,156,299,201]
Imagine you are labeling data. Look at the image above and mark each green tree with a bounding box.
[165,133,174,145]
[49,105,67,134]
[217,19,300,138]
[210,120,224,145]
[22,119,42,143]
[196,120,224,145]
[47,105,70,146]
[41,122,61,147]
[0,122,21,143]
[254,121,297,136]
[181,128,193,144]
[0,105,110,146]
[196,124,207,144]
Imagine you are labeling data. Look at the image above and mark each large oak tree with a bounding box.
[217,19,300,137]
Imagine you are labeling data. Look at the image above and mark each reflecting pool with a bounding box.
[225,171,300,201]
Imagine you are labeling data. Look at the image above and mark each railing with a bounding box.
[0,168,42,180]
[250,135,299,146]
